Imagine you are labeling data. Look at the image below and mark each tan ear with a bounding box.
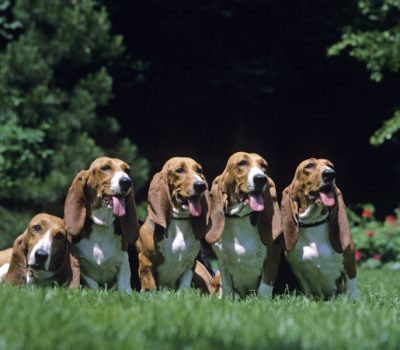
[204,175,226,244]
[118,190,139,244]
[281,185,299,252]
[5,232,28,285]
[147,172,171,229]
[328,186,352,253]
[54,240,74,287]
[257,178,282,246]
[68,246,81,288]
[191,190,211,240]
[64,170,89,237]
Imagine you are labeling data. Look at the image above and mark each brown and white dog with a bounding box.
[205,152,282,298]
[64,157,139,292]
[281,158,358,300]
[0,214,76,287]
[137,157,214,292]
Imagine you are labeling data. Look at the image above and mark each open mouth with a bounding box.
[102,194,126,217]
[309,184,335,207]
[177,194,202,217]
[240,190,265,212]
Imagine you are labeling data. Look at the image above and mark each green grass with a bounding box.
[0,269,399,350]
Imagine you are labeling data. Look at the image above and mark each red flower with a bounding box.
[355,251,362,261]
[386,215,397,225]
[362,208,373,218]
[372,254,381,261]
[365,230,375,238]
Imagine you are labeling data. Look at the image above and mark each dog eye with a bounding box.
[176,167,185,174]
[305,163,315,169]
[196,168,203,174]
[54,232,65,241]
[32,225,41,233]
[237,160,247,167]
[124,168,131,174]
[101,165,111,171]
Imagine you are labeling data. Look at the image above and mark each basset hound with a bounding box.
[137,157,215,292]
[205,152,282,298]
[281,158,358,300]
[0,214,76,287]
[64,157,139,292]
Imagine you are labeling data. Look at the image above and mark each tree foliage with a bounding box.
[0,0,149,209]
[329,0,400,145]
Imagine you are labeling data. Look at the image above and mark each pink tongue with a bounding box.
[112,196,126,217]
[188,200,202,216]
[319,191,335,207]
[249,193,264,212]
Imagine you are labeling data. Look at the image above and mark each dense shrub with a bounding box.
[0,0,149,247]
[349,204,400,269]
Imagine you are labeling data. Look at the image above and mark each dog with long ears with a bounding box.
[205,152,282,298]
[64,156,139,292]
[281,158,358,300]
[0,214,77,287]
[137,157,215,292]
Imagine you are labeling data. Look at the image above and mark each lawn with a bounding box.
[0,269,399,350]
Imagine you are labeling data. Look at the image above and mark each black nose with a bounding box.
[322,168,336,183]
[119,177,132,191]
[193,181,206,194]
[253,174,268,188]
[34,249,49,265]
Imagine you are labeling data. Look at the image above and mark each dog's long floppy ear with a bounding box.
[328,187,351,253]
[205,175,226,244]
[191,190,211,240]
[147,171,172,231]
[118,190,139,244]
[68,246,81,288]
[257,178,282,246]
[5,232,28,285]
[281,185,299,252]
[64,170,89,237]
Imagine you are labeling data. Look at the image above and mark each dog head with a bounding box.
[205,152,281,245]
[147,157,210,239]
[281,158,351,253]
[64,157,139,243]
[6,214,70,284]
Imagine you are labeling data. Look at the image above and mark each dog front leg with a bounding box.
[260,237,283,299]
[81,274,100,290]
[343,241,358,301]
[218,264,237,298]
[178,269,193,289]
[117,252,133,293]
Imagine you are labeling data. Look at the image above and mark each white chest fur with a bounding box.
[157,219,200,289]
[75,220,125,287]
[213,215,267,297]
[286,223,344,297]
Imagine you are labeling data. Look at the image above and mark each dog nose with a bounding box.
[322,168,336,183]
[193,181,206,194]
[34,249,49,265]
[119,177,132,192]
[253,174,268,188]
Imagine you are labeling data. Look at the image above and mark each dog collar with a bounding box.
[170,210,191,219]
[225,203,254,218]
[299,217,328,228]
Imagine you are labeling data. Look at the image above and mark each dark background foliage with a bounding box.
[1,0,400,247]
[104,0,400,216]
